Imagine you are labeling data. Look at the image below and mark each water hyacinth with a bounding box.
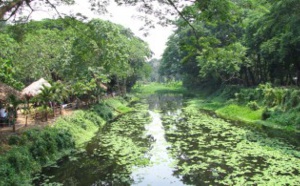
[162,105,300,185]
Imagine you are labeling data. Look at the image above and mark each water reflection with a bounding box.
[35,111,152,186]
[147,94,183,113]
[131,111,185,186]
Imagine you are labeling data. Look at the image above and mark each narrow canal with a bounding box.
[35,93,300,185]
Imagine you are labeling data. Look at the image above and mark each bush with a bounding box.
[91,103,113,121]
[2,126,76,185]
[84,111,105,127]
[8,135,21,146]
[247,101,260,111]
[262,108,271,120]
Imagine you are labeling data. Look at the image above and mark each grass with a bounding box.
[216,104,264,123]
[186,98,264,129]
[103,97,133,115]
[53,110,105,148]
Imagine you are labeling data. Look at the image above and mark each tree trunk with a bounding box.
[248,67,256,86]
[297,65,300,86]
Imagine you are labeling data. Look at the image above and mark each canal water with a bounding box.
[35,93,300,185]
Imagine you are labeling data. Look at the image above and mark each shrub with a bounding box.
[8,135,21,146]
[286,90,300,109]
[84,111,105,127]
[262,108,271,120]
[91,103,113,121]
[6,146,38,174]
[247,101,260,111]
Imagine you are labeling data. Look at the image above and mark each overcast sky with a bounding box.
[30,1,175,59]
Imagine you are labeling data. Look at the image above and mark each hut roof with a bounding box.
[0,82,22,102]
[21,78,51,97]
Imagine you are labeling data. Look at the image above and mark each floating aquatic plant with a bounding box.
[162,104,300,185]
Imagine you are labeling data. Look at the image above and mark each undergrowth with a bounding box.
[193,83,300,131]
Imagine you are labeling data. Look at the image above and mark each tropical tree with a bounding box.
[0,33,23,88]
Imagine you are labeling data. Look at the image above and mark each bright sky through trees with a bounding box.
[29,1,174,59]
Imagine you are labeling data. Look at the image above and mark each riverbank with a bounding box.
[0,97,131,185]
[134,83,300,144]
[185,84,300,143]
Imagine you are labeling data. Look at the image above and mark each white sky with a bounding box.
[29,1,175,59]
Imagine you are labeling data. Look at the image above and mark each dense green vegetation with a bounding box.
[0,0,299,185]
[132,82,186,95]
[0,97,130,185]
[184,84,300,132]
[160,0,300,88]
[1,18,151,98]
[155,0,300,132]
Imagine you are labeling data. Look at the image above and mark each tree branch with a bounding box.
[45,0,62,18]
[165,0,199,39]
[0,0,24,21]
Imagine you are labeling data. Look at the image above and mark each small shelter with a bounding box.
[0,82,22,130]
[0,82,22,103]
[21,78,51,99]
[21,78,51,125]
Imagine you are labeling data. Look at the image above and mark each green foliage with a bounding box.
[261,108,271,120]
[0,100,120,185]
[247,101,260,111]
[199,83,300,130]
[103,97,132,114]
[0,147,36,186]
[53,110,104,147]
[159,0,299,89]
[0,127,74,185]
[132,82,186,95]
[8,135,21,146]
[91,103,113,121]
[0,33,23,88]
[2,17,150,97]
[216,104,263,122]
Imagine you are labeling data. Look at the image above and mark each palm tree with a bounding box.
[7,95,23,132]
[34,85,54,121]
[50,81,69,116]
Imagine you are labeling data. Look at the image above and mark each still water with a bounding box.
[35,94,300,185]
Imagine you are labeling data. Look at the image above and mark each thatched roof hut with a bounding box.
[0,82,22,103]
[21,78,51,98]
